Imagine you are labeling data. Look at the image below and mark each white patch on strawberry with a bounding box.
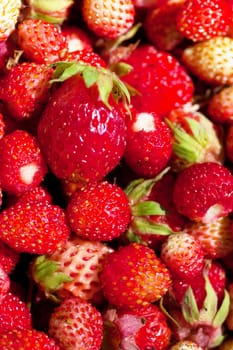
[133,112,155,132]
[20,162,39,185]
[202,204,224,224]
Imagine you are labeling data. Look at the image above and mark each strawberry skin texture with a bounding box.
[0,241,19,274]
[121,44,194,117]
[0,199,70,254]
[100,242,172,309]
[173,162,233,223]
[49,297,103,350]
[207,85,233,124]
[82,0,135,40]
[66,181,131,241]
[37,74,127,184]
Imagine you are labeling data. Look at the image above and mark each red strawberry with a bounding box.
[49,296,103,350]
[82,0,135,40]
[123,109,173,177]
[100,242,172,309]
[176,0,231,42]
[182,37,233,85]
[183,216,233,259]
[102,303,171,350]
[0,62,54,121]
[0,0,22,41]
[31,236,114,302]
[17,19,68,64]
[66,181,131,241]
[172,162,233,223]
[0,129,47,196]
[64,49,107,67]
[0,263,10,301]
[0,198,70,254]
[0,291,32,332]
[62,25,93,52]
[0,240,19,274]
[0,112,5,139]
[0,328,60,349]
[37,62,129,185]
[121,44,194,117]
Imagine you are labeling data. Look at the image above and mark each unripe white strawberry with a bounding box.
[0,0,22,41]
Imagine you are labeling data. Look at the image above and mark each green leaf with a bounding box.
[182,286,200,324]
[213,289,230,327]
[132,217,174,235]
[131,201,166,216]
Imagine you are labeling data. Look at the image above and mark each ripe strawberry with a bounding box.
[0,0,22,41]
[165,104,224,171]
[0,328,60,349]
[64,49,107,67]
[66,181,131,241]
[0,198,70,254]
[123,109,173,177]
[182,37,233,85]
[0,240,19,274]
[100,242,172,309]
[49,296,103,350]
[0,291,32,332]
[121,44,194,117]
[0,130,47,196]
[0,112,5,139]
[31,236,114,302]
[207,86,233,124]
[169,340,204,350]
[173,162,233,223]
[0,62,54,121]
[82,0,135,40]
[17,18,68,64]
[176,0,231,42]
[102,303,171,350]
[0,264,10,301]
[62,26,93,52]
[37,62,129,185]
[183,216,233,259]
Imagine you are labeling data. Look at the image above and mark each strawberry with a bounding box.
[0,0,22,41]
[123,109,173,177]
[0,198,70,254]
[62,25,93,52]
[0,112,5,139]
[82,0,135,40]
[31,236,114,302]
[161,232,205,279]
[176,0,231,42]
[169,340,204,350]
[172,162,233,223]
[0,240,19,274]
[182,37,233,85]
[207,85,233,124]
[0,129,47,196]
[121,44,194,117]
[66,181,131,241]
[37,62,129,185]
[63,48,107,67]
[17,18,68,64]
[100,242,172,309]
[165,104,224,171]
[0,291,32,332]
[102,303,171,350]
[0,328,60,349]
[49,296,103,350]
[0,62,54,121]
[0,263,10,301]
[183,216,233,259]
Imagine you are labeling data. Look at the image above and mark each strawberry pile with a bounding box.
[1,0,233,349]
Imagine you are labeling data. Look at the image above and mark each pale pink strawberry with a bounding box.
[207,85,233,124]
[0,0,22,41]
[62,26,93,52]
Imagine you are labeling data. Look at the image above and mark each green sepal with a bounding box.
[131,201,166,216]
[126,228,145,244]
[50,61,131,110]
[213,289,230,328]
[159,298,181,328]
[32,255,72,297]
[209,334,226,348]
[131,217,175,235]
[182,286,200,324]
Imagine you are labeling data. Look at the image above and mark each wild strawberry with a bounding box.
[31,236,114,302]
[0,240,19,274]
[165,104,224,171]
[37,62,129,185]
[176,0,231,42]
[66,181,131,241]
[102,303,171,350]
[207,86,233,124]
[183,216,233,259]
[123,109,173,177]
[63,48,107,67]
[172,162,233,223]
[0,198,70,254]
[82,0,135,40]
[144,2,184,51]
[169,340,204,350]
[0,62,54,121]
[0,130,47,196]
[0,0,22,41]
[0,328,60,349]
[62,25,93,52]
[0,291,32,332]
[49,296,103,350]
[182,37,233,85]
[100,242,172,309]
[121,44,194,117]
[17,18,68,64]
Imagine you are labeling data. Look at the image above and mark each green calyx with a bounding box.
[32,255,72,301]
[30,0,74,24]
[50,61,131,110]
